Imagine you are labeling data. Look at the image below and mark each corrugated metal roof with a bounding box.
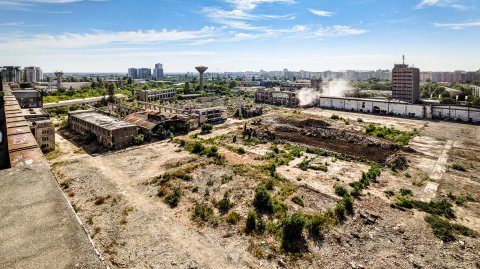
[123,113,158,130]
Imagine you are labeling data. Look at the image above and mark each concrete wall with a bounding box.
[317,96,480,123]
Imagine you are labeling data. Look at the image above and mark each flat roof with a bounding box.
[22,108,49,117]
[70,111,137,130]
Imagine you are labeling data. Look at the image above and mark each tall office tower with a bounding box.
[392,56,420,103]
[2,66,22,83]
[154,63,164,80]
[138,68,152,79]
[128,68,138,79]
[24,67,43,83]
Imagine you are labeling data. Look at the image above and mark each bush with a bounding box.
[216,192,233,214]
[306,214,328,238]
[281,213,306,249]
[357,118,364,123]
[134,134,145,145]
[425,214,477,242]
[192,203,214,222]
[342,194,354,214]
[164,187,181,208]
[253,186,273,212]
[330,114,340,120]
[394,197,455,219]
[400,188,413,196]
[291,196,304,207]
[191,141,205,154]
[450,163,466,172]
[237,147,246,155]
[226,211,240,225]
[245,210,257,233]
[201,123,213,134]
[334,202,346,221]
[334,184,348,197]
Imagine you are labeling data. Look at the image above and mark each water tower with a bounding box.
[195,66,208,91]
[54,71,64,89]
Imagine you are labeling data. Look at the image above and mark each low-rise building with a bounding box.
[12,89,43,108]
[192,107,227,124]
[22,108,55,152]
[136,88,177,102]
[255,89,299,107]
[68,110,138,148]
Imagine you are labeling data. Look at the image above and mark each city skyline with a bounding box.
[0,0,479,72]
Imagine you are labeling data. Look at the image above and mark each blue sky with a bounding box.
[0,0,479,72]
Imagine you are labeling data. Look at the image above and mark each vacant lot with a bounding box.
[48,108,480,268]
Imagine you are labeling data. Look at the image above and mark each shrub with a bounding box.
[334,184,348,197]
[450,163,466,172]
[342,194,354,214]
[306,214,328,238]
[253,186,273,212]
[245,210,257,233]
[330,114,340,120]
[201,123,213,134]
[134,134,145,145]
[94,195,109,205]
[281,213,306,250]
[334,202,346,222]
[192,203,214,222]
[357,118,364,123]
[191,141,205,154]
[400,188,413,196]
[164,187,181,208]
[216,192,234,214]
[256,216,266,234]
[237,147,246,155]
[394,197,455,219]
[384,190,395,198]
[226,211,240,225]
[291,196,304,207]
[425,214,477,242]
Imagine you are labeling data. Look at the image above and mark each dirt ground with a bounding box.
[48,108,480,269]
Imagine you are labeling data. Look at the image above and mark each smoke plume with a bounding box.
[297,79,352,106]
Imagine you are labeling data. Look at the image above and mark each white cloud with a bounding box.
[0,27,218,51]
[309,9,334,17]
[433,21,480,29]
[415,0,467,10]
[225,0,295,11]
[314,25,367,37]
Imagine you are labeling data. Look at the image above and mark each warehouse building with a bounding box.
[68,110,138,148]
[136,88,177,102]
[192,107,227,124]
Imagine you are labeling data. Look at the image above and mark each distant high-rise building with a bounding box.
[24,67,43,83]
[392,56,420,103]
[153,63,164,80]
[138,68,152,79]
[2,66,22,83]
[128,68,138,79]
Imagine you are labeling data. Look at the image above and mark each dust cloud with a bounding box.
[298,80,352,106]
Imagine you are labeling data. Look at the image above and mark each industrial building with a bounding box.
[124,111,191,133]
[136,88,177,102]
[192,107,227,124]
[12,89,43,108]
[22,108,55,151]
[392,62,420,103]
[255,89,299,107]
[68,110,138,148]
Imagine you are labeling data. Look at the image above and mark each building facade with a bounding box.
[12,89,43,109]
[154,63,164,80]
[192,107,227,124]
[136,89,177,102]
[22,108,55,152]
[68,110,138,148]
[128,68,138,79]
[255,89,299,107]
[392,64,420,103]
[24,67,43,83]
[2,66,22,83]
[138,68,152,79]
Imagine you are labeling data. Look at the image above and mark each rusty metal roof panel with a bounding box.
[123,113,157,130]
[7,126,31,136]
[6,120,29,129]
[9,148,45,168]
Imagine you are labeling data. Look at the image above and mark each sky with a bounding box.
[0,0,479,73]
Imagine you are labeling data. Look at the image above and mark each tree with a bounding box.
[127,77,133,85]
[229,80,238,89]
[108,83,116,103]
